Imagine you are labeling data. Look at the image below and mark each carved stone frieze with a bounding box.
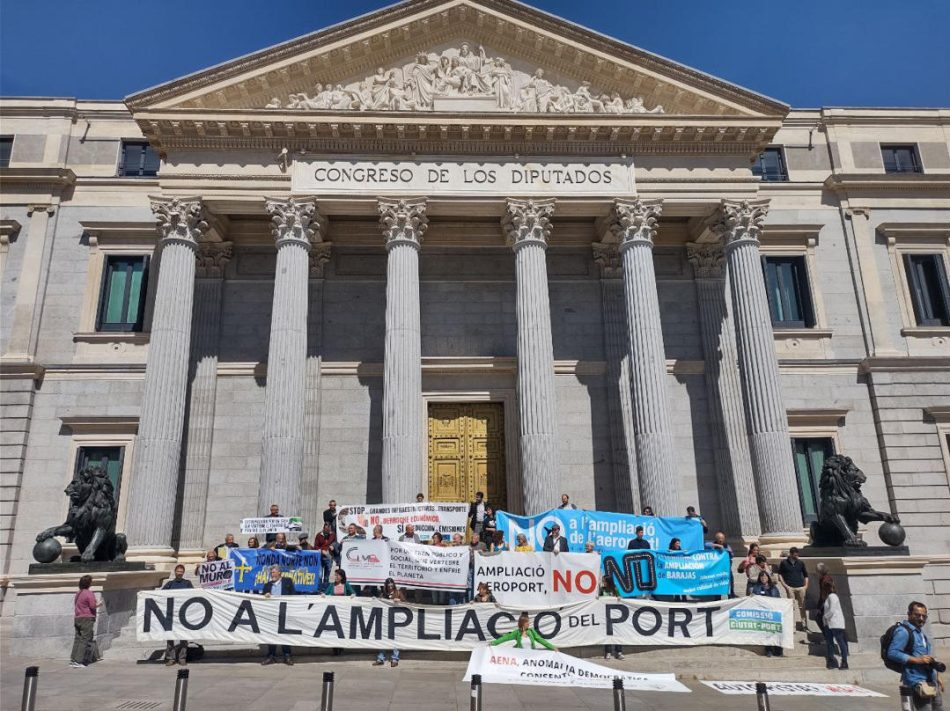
[151,197,207,248]
[263,42,664,115]
[710,199,770,247]
[195,241,233,278]
[266,197,325,250]
[607,198,663,250]
[502,198,556,249]
[686,242,725,280]
[378,198,428,248]
[309,243,333,278]
[591,241,622,279]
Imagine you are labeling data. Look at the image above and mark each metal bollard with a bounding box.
[470,673,482,711]
[321,671,335,711]
[612,678,626,711]
[20,666,38,711]
[172,668,189,711]
[755,682,771,711]
[899,686,914,711]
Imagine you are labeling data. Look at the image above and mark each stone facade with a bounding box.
[1,0,949,643]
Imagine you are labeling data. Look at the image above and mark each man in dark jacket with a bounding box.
[468,492,489,542]
[162,565,194,666]
[261,565,296,665]
[542,523,568,553]
[627,526,650,550]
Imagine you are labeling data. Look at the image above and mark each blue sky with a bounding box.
[2,0,948,107]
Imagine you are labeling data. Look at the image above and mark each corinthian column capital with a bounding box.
[592,241,622,279]
[608,198,663,251]
[710,198,770,249]
[378,197,428,249]
[150,196,207,250]
[195,241,234,278]
[686,242,725,280]
[266,197,324,250]
[502,198,556,250]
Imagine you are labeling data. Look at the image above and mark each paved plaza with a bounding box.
[0,653,904,711]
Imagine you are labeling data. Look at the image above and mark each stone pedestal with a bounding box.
[798,553,930,647]
[9,569,169,658]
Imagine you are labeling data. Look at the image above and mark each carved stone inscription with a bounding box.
[265,42,664,115]
[291,158,635,196]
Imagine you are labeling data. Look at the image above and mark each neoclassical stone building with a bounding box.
[1,0,949,641]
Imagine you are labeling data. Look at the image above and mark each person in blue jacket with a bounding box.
[888,601,944,710]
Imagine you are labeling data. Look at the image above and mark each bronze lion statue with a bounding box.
[36,465,127,562]
[809,454,899,547]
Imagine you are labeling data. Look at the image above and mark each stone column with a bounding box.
[502,198,560,513]
[592,241,640,513]
[686,242,760,537]
[379,198,427,504]
[610,198,678,516]
[126,197,207,552]
[177,242,232,551]
[711,199,802,539]
[258,198,324,516]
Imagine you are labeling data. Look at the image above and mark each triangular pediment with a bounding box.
[126,0,787,118]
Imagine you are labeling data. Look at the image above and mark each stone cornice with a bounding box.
[0,167,76,192]
[125,0,787,118]
[876,222,950,246]
[825,173,950,196]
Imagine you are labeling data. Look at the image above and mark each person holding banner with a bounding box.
[627,525,650,550]
[542,523,568,553]
[261,565,296,666]
[399,524,421,544]
[264,503,281,544]
[195,549,217,575]
[373,578,404,667]
[751,571,784,658]
[325,569,355,596]
[490,613,557,651]
[314,522,336,587]
[514,533,532,552]
[473,581,496,603]
[162,565,194,666]
[246,536,260,549]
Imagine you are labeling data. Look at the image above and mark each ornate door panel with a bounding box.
[428,403,506,510]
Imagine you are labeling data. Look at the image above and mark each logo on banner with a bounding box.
[728,609,783,633]
[345,547,383,564]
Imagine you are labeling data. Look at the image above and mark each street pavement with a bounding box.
[0,654,902,711]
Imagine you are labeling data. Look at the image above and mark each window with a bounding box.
[0,136,12,168]
[751,147,788,182]
[792,437,835,524]
[903,254,950,326]
[762,256,816,328]
[881,145,921,174]
[96,255,149,332]
[118,141,160,177]
[75,445,125,501]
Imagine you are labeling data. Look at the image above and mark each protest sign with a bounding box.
[240,517,305,535]
[336,502,468,542]
[602,549,731,598]
[464,646,689,692]
[473,551,601,607]
[342,539,468,590]
[495,509,704,553]
[702,681,886,697]
[229,548,322,593]
[137,590,793,650]
[196,559,233,590]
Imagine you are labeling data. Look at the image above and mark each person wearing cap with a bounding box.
[627,526,650,550]
[296,533,312,550]
[542,523,568,553]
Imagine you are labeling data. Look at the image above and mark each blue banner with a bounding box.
[494,509,704,552]
[602,549,731,597]
[230,548,322,593]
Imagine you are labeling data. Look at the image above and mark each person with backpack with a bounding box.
[820,578,848,670]
[885,601,945,709]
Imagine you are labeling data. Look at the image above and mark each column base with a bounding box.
[125,546,178,570]
[175,548,209,566]
[756,533,810,557]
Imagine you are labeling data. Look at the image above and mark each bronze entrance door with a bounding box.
[427,403,507,511]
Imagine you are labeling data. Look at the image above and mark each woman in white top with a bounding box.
[821,578,849,670]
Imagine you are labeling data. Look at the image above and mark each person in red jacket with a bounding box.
[314,522,336,588]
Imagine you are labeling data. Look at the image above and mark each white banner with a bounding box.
[240,517,304,535]
[292,158,635,197]
[342,539,469,591]
[463,647,689,692]
[474,552,601,607]
[702,681,886,698]
[136,590,794,650]
[336,502,468,542]
[196,560,233,589]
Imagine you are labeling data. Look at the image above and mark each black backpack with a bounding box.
[880,621,915,673]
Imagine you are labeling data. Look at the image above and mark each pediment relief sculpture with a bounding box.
[263,42,664,115]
